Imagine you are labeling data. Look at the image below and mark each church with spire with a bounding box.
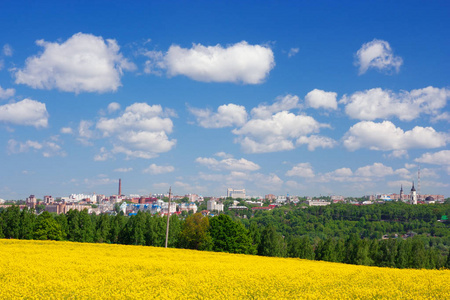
[410,181,417,205]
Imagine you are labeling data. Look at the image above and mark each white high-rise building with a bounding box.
[207,199,224,212]
[227,188,246,199]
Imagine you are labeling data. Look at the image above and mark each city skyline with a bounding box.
[0,1,449,199]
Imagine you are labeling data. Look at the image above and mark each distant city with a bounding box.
[0,179,446,217]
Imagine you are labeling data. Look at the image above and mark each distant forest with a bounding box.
[1,202,450,269]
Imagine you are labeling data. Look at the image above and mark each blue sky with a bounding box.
[0,1,449,199]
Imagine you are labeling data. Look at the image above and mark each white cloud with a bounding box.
[146,41,275,84]
[0,86,15,99]
[355,163,394,177]
[233,111,327,153]
[385,150,409,159]
[286,163,315,178]
[296,135,337,151]
[77,120,95,145]
[288,48,299,58]
[0,99,48,128]
[343,121,448,151]
[195,156,260,171]
[251,173,283,189]
[355,39,403,74]
[215,152,233,159]
[94,147,113,161]
[405,163,417,169]
[143,164,175,174]
[107,102,121,113]
[3,44,13,56]
[95,103,176,159]
[305,89,338,110]
[114,167,133,173]
[14,32,135,93]
[8,138,65,157]
[420,168,439,179]
[251,94,300,119]
[60,127,73,134]
[332,168,353,177]
[189,103,247,128]
[415,150,450,165]
[394,168,411,179]
[341,87,450,121]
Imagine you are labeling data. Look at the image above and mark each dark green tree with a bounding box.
[19,208,35,239]
[33,211,64,241]
[258,225,287,257]
[209,214,255,254]
[95,213,111,243]
[288,236,315,260]
[179,213,212,250]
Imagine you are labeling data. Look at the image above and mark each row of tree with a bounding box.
[1,203,449,269]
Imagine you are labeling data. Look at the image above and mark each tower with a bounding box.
[118,178,122,196]
[410,181,417,205]
[399,185,403,202]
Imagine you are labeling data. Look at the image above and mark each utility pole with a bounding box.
[165,187,172,248]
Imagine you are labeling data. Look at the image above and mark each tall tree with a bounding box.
[209,214,255,254]
[258,225,287,257]
[19,208,35,240]
[288,236,315,260]
[33,211,64,241]
[179,213,212,250]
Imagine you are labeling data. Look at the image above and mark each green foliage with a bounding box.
[33,211,64,241]
[179,213,212,250]
[288,236,315,260]
[209,214,255,254]
[258,225,287,257]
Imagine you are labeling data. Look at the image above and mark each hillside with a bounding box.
[0,239,449,299]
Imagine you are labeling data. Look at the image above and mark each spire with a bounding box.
[411,181,416,192]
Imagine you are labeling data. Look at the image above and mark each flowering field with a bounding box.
[0,239,449,299]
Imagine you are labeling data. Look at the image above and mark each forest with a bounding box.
[1,201,449,269]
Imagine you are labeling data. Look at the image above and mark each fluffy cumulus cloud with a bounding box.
[195,156,260,171]
[250,94,300,119]
[415,150,450,165]
[145,41,275,84]
[233,111,328,153]
[189,103,247,128]
[190,95,334,154]
[7,138,65,157]
[60,127,73,134]
[14,33,135,93]
[0,85,15,99]
[305,89,338,110]
[296,135,337,151]
[95,103,176,159]
[343,121,448,151]
[143,164,175,174]
[341,86,450,121]
[107,102,121,113]
[355,163,394,177]
[285,163,315,178]
[355,39,403,74]
[0,99,48,128]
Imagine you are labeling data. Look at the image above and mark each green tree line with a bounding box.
[1,202,449,269]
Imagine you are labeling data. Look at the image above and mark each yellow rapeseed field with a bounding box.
[0,239,449,299]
